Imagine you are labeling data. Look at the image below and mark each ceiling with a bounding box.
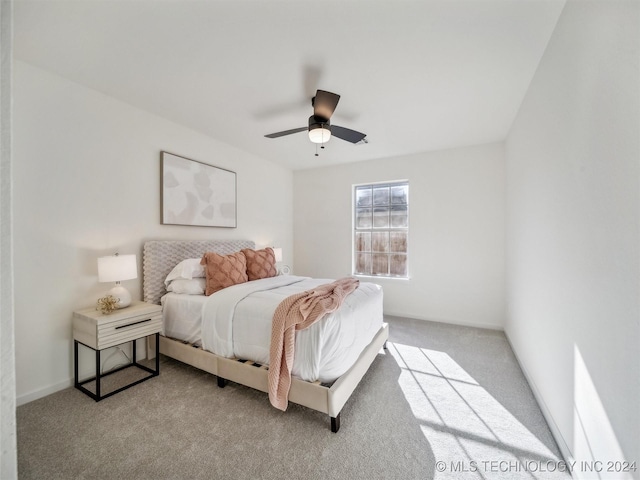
[14,0,565,171]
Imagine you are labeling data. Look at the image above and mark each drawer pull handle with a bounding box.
[115,318,151,330]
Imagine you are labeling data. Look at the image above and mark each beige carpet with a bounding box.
[17,316,568,479]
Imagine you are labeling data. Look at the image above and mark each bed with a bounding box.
[142,239,388,432]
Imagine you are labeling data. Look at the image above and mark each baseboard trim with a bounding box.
[384,310,505,331]
[503,330,575,474]
[17,378,73,407]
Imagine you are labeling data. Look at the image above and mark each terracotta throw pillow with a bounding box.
[242,247,277,281]
[200,251,248,296]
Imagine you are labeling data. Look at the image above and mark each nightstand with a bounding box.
[73,300,162,401]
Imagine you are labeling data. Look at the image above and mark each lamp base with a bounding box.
[278,265,291,275]
[107,285,132,309]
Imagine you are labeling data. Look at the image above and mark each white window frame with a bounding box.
[352,180,409,279]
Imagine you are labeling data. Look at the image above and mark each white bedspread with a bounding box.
[166,275,383,383]
[161,293,209,345]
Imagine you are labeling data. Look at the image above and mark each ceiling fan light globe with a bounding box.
[308,126,331,144]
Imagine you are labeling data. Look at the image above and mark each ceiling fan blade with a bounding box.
[264,127,307,139]
[313,90,340,120]
[331,125,367,144]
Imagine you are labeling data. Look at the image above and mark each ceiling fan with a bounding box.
[264,90,367,145]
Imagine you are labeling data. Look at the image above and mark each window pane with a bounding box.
[355,187,372,207]
[373,207,389,228]
[353,181,408,279]
[373,186,389,206]
[356,208,372,228]
[390,231,407,253]
[355,253,371,275]
[372,232,388,252]
[390,205,408,228]
[372,254,389,275]
[355,232,371,252]
[390,185,408,204]
[390,254,407,276]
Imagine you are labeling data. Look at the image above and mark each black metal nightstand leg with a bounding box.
[74,341,79,387]
[155,333,160,374]
[75,334,160,402]
[95,348,101,399]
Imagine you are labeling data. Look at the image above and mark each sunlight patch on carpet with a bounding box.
[389,342,570,479]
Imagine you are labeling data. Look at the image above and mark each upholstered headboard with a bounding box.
[143,239,255,305]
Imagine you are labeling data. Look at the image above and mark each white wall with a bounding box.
[294,143,505,329]
[1,0,18,476]
[13,62,293,404]
[505,1,639,476]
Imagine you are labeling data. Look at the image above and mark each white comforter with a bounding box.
[198,275,383,383]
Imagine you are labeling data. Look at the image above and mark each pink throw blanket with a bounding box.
[268,277,360,411]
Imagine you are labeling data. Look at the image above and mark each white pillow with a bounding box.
[166,278,206,295]
[164,258,206,286]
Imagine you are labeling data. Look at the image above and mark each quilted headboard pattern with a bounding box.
[143,239,255,305]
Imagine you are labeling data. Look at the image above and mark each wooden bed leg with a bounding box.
[383,341,388,350]
[330,413,340,433]
[217,376,227,388]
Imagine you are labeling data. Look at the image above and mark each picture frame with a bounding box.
[161,151,237,228]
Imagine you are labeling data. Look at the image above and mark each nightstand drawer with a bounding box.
[97,313,162,349]
[73,301,163,350]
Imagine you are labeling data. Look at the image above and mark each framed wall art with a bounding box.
[161,151,237,228]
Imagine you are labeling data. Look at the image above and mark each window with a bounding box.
[353,181,408,278]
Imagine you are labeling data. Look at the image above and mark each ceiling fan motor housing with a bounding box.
[308,115,330,131]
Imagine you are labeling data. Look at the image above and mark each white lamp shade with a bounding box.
[272,248,283,263]
[98,254,137,283]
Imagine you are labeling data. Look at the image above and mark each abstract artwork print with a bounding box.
[161,152,237,227]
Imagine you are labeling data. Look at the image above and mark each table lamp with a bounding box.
[97,253,137,308]
[272,247,290,275]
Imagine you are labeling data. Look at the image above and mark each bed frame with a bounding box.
[142,239,388,432]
